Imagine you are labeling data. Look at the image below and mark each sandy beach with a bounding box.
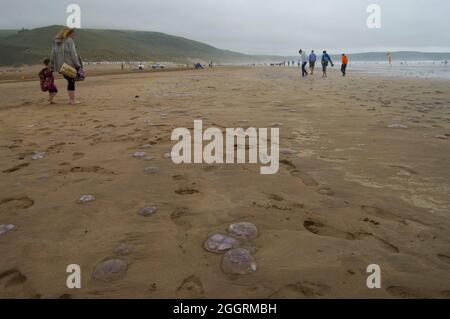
[0,66,449,299]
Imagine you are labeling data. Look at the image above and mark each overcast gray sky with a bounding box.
[1,0,449,54]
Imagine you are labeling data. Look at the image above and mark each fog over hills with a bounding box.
[0,26,449,66]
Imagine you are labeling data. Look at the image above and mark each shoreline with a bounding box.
[2,64,450,85]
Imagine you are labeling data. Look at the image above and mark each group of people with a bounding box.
[298,49,348,78]
[39,27,84,105]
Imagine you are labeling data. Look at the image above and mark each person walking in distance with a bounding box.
[341,54,349,76]
[309,50,317,75]
[299,49,308,77]
[321,50,334,78]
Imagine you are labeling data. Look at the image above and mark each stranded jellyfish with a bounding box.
[221,248,257,275]
[31,151,47,160]
[133,151,147,158]
[0,224,16,236]
[78,195,95,203]
[228,222,258,241]
[139,206,157,217]
[203,234,238,254]
[93,258,128,282]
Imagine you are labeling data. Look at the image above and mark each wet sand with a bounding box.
[0,66,449,298]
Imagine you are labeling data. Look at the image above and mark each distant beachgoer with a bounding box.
[121,62,124,70]
[38,58,58,104]
[299,49,308,77]
[49,27,83,105]
[321,50,334,78]
[341,54,348,76]
[309,50,317,75]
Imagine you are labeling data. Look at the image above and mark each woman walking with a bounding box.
[49,27,83,105]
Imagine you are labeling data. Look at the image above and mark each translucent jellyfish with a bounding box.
[143,156,155,161]
[139,206,157,217]
[221,248,257,275]
[78,195,95,203]
[0,224,16,236]
[204,234,238,254]
[144,166,160,174]
[31,151,47,160]
[92,258,128,282]
[228,222,258,240]
[141,144,153,149]
[133,151,147,158]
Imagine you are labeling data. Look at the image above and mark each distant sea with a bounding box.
[350,61,450,80]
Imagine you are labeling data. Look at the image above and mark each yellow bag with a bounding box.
[60,62,77,79]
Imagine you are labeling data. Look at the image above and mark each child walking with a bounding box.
[39,58,58,104]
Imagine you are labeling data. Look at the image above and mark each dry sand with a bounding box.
[0,66,449,298]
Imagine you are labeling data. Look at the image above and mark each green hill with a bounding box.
[0,25,260,66]
[1,25,449,66]
[0,30,18,38]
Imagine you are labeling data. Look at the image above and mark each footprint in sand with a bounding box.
[72,152,85,160]
[360,205,421,226]
[389,165,418,175]
[46,142,66,153]
[280,159,296,170]
[0,269,27,290]
[2,163,30,173]
[59,165,116,175]
[270,281,331,298]
[267,194,284,202]
[0,197,34,210]
[303,218,399,252]
[437,254,450,265]
[386,286,424,299]
[172,174,187,181]
[175,188,200,195]
[303,218,358,240]
[171,207,193,230]
[289,170,319,187]
[203,165,218,172]
[317,187,335,196]
[176,275,204,298]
